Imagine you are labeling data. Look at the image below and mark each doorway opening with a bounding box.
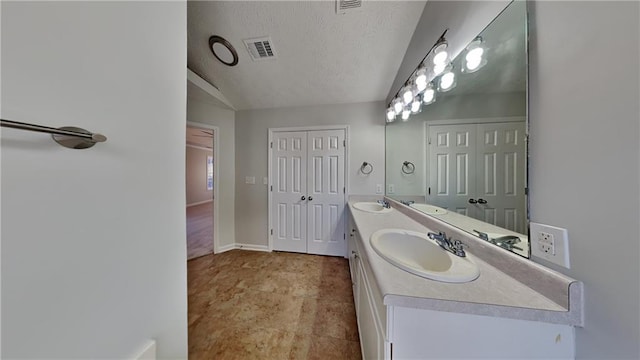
[186,123,219,259]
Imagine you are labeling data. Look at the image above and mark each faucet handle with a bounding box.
[427,231,447,241]
[451,240,467,257]
[473,229,489,241]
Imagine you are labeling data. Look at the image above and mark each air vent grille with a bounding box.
[243,37,277,61]
[337,0,362,13]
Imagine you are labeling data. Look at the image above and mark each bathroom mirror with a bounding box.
[385,1,530,257]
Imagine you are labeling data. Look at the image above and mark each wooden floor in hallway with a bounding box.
[186,202,213,260]
[187,250,361,359]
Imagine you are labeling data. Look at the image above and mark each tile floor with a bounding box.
[186,202,214,260]
[187,250,361,359]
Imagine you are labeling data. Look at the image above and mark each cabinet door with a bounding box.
[356,259,386,360]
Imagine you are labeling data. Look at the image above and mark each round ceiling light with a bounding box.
[209,35,238,67]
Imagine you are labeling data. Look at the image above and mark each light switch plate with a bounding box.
[530,222,570,268]
[263,177,268,185]
[245,176,256,184]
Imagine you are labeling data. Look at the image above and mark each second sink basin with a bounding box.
[370,229,479,283]
[353,202,393,214]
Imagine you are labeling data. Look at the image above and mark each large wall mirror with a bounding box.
[385,1,530,257]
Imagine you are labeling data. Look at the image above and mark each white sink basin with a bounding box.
[410,203,448,215]
[353,202,393,214]
[370,229,479,283]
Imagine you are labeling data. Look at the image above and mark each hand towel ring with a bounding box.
[360,162,373,175]
[402,161,415,174]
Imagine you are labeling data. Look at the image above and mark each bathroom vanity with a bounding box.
[348,199,583,359]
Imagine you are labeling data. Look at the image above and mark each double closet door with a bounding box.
[427,122,526,233]
[271,129,346,256]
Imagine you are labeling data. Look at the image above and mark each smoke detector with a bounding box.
[243,37,277,61]
[336,0,362,14]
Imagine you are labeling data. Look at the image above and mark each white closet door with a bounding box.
[475,122,526,233]
[272,131,308,253]
[427,124,477,217]
[306,130,346,256]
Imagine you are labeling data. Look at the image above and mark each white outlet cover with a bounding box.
[388,184,395,194]
[376,184,383,194]
[530,222,570,268]
[245,176,256,184]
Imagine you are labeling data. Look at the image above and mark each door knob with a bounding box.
[308,196,313,201]
[301,196,306,200]
[477,198,488,204]
[468,198,478,204]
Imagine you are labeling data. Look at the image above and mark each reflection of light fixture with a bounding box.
[414,68,428,91]
[432,42,449,66]
[209,35,239,66]
[439,70,456,91]
[401,86,414,105]
[410,98,421,113]
[386,107,396,122]
[401,109,411,121]
[462,36,487,73]
[392,98,404,113]
[422,83,436,105]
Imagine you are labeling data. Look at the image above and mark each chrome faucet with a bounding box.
[377,199,390,208]
[400,200,415,206]
[427,231,466,257]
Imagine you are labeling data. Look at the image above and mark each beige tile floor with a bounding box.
[187,250,362,359]
[186,203,214,260]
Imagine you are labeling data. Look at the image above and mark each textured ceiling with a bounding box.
[187,1,426,110]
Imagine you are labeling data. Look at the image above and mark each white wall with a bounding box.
[529,1,639,358]
[187,99,236,249]
[1,2,187,358]
[186,146,213,205]
[235,101,385,246]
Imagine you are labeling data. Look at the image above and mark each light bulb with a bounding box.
[414,68,428,89]
[466,57,482,71]
[401,109,410,121]
[386,107,396,122]
[423,88,435,104]
[432,43,449,66]
[411,99,421,113]
[466,47,484,63]
[393,98,403,113]
[463,37,486,73]
[401,86,413,105]
[433,63,446,76]
[440,71,455,91]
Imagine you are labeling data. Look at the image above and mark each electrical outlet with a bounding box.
[376,184,383,194]
[388,184,395,194]
[530,222,570,268]
[263,177,268,185]
[245,176,255,184]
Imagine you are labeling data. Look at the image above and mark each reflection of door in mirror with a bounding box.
[427,120,526,234]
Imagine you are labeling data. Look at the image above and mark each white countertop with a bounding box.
[348,200,583,326]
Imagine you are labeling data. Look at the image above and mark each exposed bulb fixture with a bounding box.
[401,86,414,105]
[463,37,486,73]
[439,71,456,91]
[386,107,396,122]
[422,84,436,105]
[393,98,404,113]
[432,42,449,66]
[414,68,428,91]
[410,98,421,113]
[401,109,411,121]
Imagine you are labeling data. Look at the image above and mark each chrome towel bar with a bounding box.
[1,118,107,149]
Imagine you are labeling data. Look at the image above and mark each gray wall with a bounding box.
[186,146,213,205]
[235,101,386,247]
[529,1,639,358]
[187,99,236,248]
[1,1,187,358]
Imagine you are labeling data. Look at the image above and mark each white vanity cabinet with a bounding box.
[348,211,577,359]
[349,222,390,360]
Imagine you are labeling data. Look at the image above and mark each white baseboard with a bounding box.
[215,243,270,254]
[235,243,270,252]
[186,199,213,208]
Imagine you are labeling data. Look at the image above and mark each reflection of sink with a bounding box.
[410,203,448,215]
[370,229,479,283]
[353,202,393,214]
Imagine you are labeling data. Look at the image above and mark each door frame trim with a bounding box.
[267,125,350,253]
[187,121,220,254]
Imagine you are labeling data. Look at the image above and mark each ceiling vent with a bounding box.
[243,37,277,61]
[336,0,362,14]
